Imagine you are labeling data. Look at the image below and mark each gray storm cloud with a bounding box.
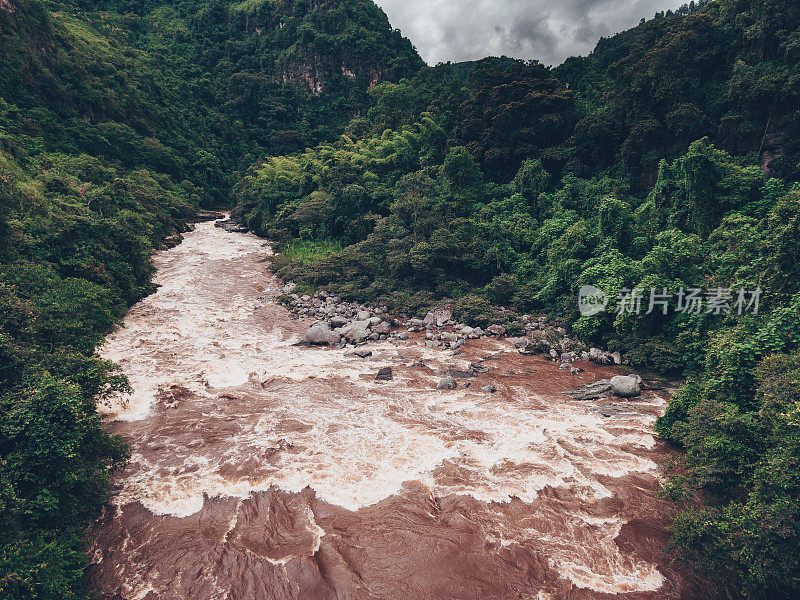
[374,0,686,66]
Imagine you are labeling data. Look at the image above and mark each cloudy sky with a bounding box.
[374,0,686,66]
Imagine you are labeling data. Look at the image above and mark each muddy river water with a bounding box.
[89,219,699,600]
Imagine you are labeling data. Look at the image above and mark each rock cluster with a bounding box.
[565,374,643,401]
[293,291,398,347]
[214,219,248,233]
[288,291,626,369]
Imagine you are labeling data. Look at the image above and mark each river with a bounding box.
[88,219,699,599]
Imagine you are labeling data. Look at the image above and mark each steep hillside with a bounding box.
[0,0,422,597]
[555,0,800,188]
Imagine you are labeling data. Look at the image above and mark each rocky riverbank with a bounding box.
[283,288,625,366]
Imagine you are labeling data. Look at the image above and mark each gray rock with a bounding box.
[560,352,576,363]
[441,332,458,342]
[368,316,383,327]
[424,306,452,327]
[354,349,373,358]
[588,347,611,364]
[372,322,391,334]
[481,384,497,393]
[471,362,489,374]
[375,367,393,381]
[356,310,371,321]
[303,324,341,346]
[461,326,474,336]
[565,380,613,401]
[329,316,348,328]
[447,367,475,379]
[395,332,409,340]
[340,321,369,343]
[437,376,457,390]
[487,324,506,336]
[610,375,641,397]
[507,336,530,349]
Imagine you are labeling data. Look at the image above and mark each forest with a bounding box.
[1,0,799,597]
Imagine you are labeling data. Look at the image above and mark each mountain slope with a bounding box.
[0,0,423,597]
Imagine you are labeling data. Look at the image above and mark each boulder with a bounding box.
[588,347,612,364]
[565,380,613,401]
[437,376,457,390]
[487,324,506,336]
[395,332,409,340]
[372,321,391,334]
[329,316,348,328]
[610,375,641,397]
[375,367,393,381]
[424,306,452,327]
[508,336,530,349]
[481,384,497,393]
[447,368,475,379]
[356,310,371,321]
[340,321,369,343]
[303,324,341,346]
[441,332,458,342]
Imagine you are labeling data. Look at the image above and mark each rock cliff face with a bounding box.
[229,0,422,95]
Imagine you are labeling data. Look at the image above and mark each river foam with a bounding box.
[90,220,692,600]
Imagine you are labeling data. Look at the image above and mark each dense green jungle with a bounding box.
[1,0,799,597]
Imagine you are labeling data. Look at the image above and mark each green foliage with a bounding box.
[556,0,800,187]
[664,351,800,598]
[232,5,800,596]
[2,0,800,595]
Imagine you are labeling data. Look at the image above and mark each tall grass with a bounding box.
[281,239,343,265]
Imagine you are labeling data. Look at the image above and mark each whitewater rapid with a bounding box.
[89,220,696,600]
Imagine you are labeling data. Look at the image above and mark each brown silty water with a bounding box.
[89,220,702,600]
